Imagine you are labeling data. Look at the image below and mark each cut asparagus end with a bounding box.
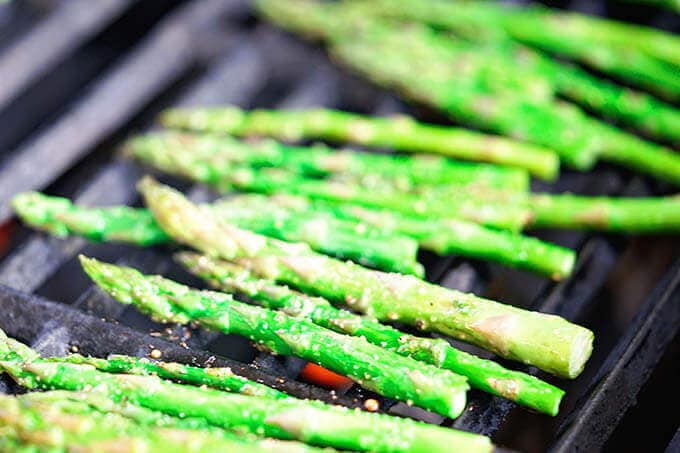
[568,328,595,379]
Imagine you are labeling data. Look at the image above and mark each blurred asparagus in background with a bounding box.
[340,0,680,143]
[252,0,680,186]
[348,0,680,98]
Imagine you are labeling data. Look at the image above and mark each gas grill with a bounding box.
[0,1,678,451]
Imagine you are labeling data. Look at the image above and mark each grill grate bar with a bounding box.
[0,161,142,291]
[0,283,360,407]
[0,21,266,295]
[0,0,134,112]
[666,428,680,453]
[59,33,295,384]
[552,258,680,452]
[449,169,636,434]
[0,0,247,223]
[0,2,677,448]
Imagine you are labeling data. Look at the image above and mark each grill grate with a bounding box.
[0,1,678,451]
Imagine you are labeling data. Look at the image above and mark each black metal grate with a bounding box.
[0,1,678,451]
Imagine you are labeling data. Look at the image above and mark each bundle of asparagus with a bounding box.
[213,194,575,279]
[10,189,575,280]
[80,255,471,419]
[12,191,423,276]
[128,130,532,190]
[0,391,311,453]
[250,0,680,185]
[341,0,680,142]
[124,139,680,233]
[0,330,492,452]
[138,177,594,379]
[340,0,680,99]
[176,252,565,415]
[128,140,533,231]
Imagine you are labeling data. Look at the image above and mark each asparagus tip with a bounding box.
[11,191,76,237]
[555,250,577,281]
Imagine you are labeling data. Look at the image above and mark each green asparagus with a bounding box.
[12,191,423,275]
[53,353,288,399]
[12,191,578,278]
[160,106,559,180]
[254,0,603,170]
[81,255,471,419]
[131,145,532,231]
[139,177,594,378]
[0,393,283,453]
[500,7,680,95]
[345,0,680,142]
[360,0,680,98]
[0,359,490,452]
[254,0,680,185]
[127,130,531,190]
[327,23,680,183]
[529,194,680,232]
[177,252,565,415]
[244,194,575,280]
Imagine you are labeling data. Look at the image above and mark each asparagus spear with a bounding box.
[0,393,282,453]
[529,194,680,232]
[22,389,332,453]
[81,255,471,419]
[177,252,565,415]
[160,106,559,180]
[52,353,288,399]
[139,177,594,378]
[127,130,531,191]
[201,192,424,275]
[12,191,423,275]
[499,6,680,91]
[130,144,532,231]
[242,194,575,280]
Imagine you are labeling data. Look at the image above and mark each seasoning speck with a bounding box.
[149,349,162,359]
[364,398,380,412]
